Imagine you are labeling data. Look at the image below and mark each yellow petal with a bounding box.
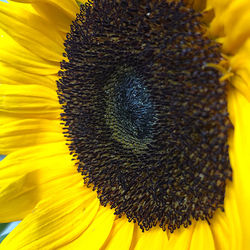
[0,1,65,62]
[0,62,57,90]
[134,227,168,250]
[31,0,88,34]
[210,177,240,250]
[32,2,75,34]
[219,1,250,54]
[0,171,85,223]
[206,0,232,38]
[11,0,81,20]
[168,223,195,250]
[227,89,250,250]
[229,39,250,101]
[0,186,100,249]
[0,171,43,222]
[0,142,80,221]
[0,142,75,184]
[0,84,60,119]
[0,29,59,75]
[129,223,143,249]
[63,206,115,250]
[210,209,230,250]
[0,119,64,154]
[189,221,215,250]
[207,0,250,55]
[0,141,73,181]
[101,218,134,250]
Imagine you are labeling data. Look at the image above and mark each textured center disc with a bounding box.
[104,67,156,151]
[57,0,232,232]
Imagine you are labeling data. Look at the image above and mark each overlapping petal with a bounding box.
[0,1,65,62]
[0,84,60,122]
[0,186,100,249]
[101,218,134,250]
[133,227,169,250]
[227,90,250,250]
[62,206,115,250]
[0,29,59,75]
[0,142,80,222]
[190,221,215,250]
[167,224,195,250]
[0,119,64,154]
[0,62,57,90]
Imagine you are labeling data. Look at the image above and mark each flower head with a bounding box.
[0,0,249,249]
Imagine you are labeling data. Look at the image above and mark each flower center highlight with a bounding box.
[104,67,156,152]
[57,0,232,232]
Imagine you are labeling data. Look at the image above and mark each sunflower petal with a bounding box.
[229,39,250,101]
[0,171,42,222]
[0,84,60,119]
[205,0,232,38]
[0,186,99,249]
[11,0,81,21]
[168,224,195,250]
[0,142,80,221]
[207,0,250,54]
[224,183,242,250]
[0,62,57,90]
[189,221,215,250]
[219,1,250,54]
[30,0,88,34]
[210,203,230,250]
[63,206,115,250]
[101,218,134,250]
[0,1,65,62]
[134,227,168,250]
[0,30,59,75]
[31,2,75,34]
[0,172,85,222]
[227,89,250,249]
[0,119,64,154]
[0,142,73,181]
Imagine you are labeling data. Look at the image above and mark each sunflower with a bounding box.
[0,0,249,249]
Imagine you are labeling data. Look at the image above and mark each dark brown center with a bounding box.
[57,0,232,232]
